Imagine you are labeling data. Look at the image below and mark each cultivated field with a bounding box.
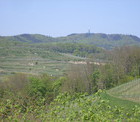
[108,79,140,102]
[0,44,86,81]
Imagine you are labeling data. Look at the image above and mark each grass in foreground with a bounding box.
[101,92,140,111]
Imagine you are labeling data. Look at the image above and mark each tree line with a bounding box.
[36,43,103,57]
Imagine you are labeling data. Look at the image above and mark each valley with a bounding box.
[0,33,140,121]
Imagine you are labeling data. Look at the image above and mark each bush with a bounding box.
[62,64,94,94]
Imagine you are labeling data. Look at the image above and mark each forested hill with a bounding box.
[0,34,56,43]
[1,33,140,49]
[58,33,140,49]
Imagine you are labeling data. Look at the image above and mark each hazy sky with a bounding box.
[0,0,140,37]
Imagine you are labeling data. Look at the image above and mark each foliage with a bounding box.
[44,43,102,57]
[90,46,140,90]
[61,64,94,94]
[0,72,140,121]
[1,90,140,121]
[45,91,140,121]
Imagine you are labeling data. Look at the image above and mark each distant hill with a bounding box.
[1,34,56,43]
[57,33,140,49]
[1,33,140,49]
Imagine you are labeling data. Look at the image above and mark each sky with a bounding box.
[0,0,140,37]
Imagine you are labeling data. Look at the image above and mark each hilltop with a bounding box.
[58,33,140,49]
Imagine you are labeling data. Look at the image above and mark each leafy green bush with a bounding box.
[46,90,140,121]
[26,74,62,103]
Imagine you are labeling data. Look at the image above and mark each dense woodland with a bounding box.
[35,43,102,57]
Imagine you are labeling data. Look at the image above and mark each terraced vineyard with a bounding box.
[108,79,140,102]
[0,44,85,81]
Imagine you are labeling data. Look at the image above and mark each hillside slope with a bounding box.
[108,79,140,102]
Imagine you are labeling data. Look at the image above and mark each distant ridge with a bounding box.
[58,33,140,49]
[0,33,140,49]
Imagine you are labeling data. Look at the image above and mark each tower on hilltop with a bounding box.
[88,29,90,34]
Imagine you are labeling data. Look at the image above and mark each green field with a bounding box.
[0,54,84,79]
[108,79,140,103]
[0,43,86,81]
